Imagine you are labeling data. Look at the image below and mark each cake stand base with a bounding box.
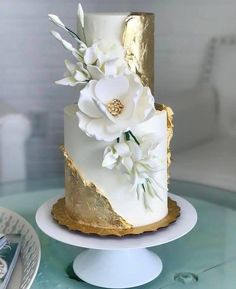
[73,248,162,288]
[36,193,197,289]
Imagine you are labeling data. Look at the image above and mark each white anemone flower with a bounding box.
[76,73,155,142]
[55,60,90,86]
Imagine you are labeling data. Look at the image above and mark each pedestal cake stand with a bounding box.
[36,193,197,288]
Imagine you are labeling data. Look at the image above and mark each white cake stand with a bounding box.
[36,193,197,289]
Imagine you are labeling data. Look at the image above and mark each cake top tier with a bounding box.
[78,13,129,46]
[49,7,154,90]
[76,12,155,91]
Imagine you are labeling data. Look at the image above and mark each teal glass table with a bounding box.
[1,178,236,289]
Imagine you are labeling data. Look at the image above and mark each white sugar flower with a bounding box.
[83,40,129,79]
[102,142,131,170]
[102,134,166,208]
[103,134,163,177]
[55,60,90,86]
[76,73,155,142]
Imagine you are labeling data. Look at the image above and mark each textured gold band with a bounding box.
[123,13,155,93]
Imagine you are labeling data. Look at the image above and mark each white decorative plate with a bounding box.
[0,207,41,289]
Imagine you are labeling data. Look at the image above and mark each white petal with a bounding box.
[87,65,104,80]
[48,14,65,29]
[51,31,78,54]
[128,141,142,160]
[86,118,119,141]
[135,87,155,121]
[84,47,97,65]
[78,3,84,28]
[104,60,118,76]
[72,51,83,61]
[55,77,78,86]
[61,39,75,52]
[105,122,129,135]
[95,76,129,104]
[102,147,118,169]
[78,82,102,118]
[121,157,133,172]
[114,143,130,157]
[51,30,62,41]
[64,60,76,74]
[74,70,88,82]
[76,62,90,78]
[76,111,90,135]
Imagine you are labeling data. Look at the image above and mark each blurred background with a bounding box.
[1,0,236,191]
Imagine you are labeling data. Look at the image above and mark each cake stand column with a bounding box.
[73,248,163,288]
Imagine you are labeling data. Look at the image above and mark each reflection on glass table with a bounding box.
[0,178,236,289]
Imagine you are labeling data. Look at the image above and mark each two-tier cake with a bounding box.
[49,4,178,236]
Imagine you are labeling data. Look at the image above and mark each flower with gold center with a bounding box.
[77,73,155,142]
[107,99,124,116]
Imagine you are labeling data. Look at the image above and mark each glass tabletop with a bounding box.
[0,178,236,289]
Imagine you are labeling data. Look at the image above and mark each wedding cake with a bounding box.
[49,4,176,236]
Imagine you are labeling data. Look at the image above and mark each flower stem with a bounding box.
[65,26,82,41]
[125,132,130,141]
[128,130,140,145]
[142,183,145,192]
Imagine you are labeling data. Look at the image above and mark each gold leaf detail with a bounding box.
[155,104,174,181]
[123,13,155,93]
[59,145,132,231]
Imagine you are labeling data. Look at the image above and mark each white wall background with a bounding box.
[1,0,236,178]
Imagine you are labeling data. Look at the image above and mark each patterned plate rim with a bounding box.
[0,207,41,289]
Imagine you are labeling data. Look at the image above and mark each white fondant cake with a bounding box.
[49,6,172,232]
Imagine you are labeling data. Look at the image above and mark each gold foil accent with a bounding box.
[123,13,154,93]
[52,197,180,237]
[59,145,132,231]
[155,104,174,180]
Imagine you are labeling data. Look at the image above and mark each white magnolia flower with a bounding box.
[83,40,129,79]
[102,134,166,207]
[76,73,155,141]
[55,60,90,86]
